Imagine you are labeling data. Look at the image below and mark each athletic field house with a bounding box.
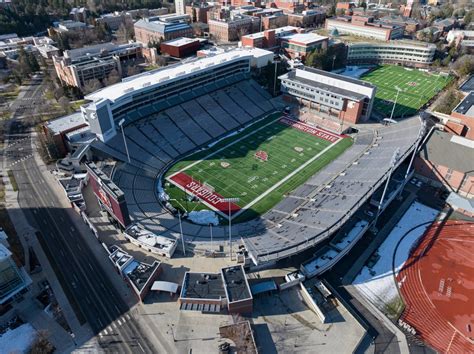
[70,47,447,267]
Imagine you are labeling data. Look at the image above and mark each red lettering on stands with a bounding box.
[278,117,343,143]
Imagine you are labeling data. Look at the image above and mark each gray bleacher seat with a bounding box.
[193,95,240,131]
[150,113,196,154]
[181,99,228,138]
[238,81,273,112]
[165,106,211,146]
[212,90,253,125]
[227,85,264,118]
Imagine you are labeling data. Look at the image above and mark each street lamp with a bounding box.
[389,87,402,121]
[332,55,336,71]
[177,210,186,256]
[372,148,400,232]
[273,60,280,96]
[221,197,239,259]
[118,118,131,163]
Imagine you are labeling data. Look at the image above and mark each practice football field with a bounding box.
[164,113,352,222]
[360,65,452,118]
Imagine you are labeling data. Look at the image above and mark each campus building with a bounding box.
[0,239,32,308]
[134,17,193,43]
[179,265,253,314]
[80,47,273,142]
[53,42,142,88]
[241,26,328,59]
[160,37,201,58]
[287,9,326,28]
[415,130,474,198]
[280,32,328,59]
[208,15,260,42]
[325,17,404,41]
[347,41,436,67]
[279,66,376,124]
[96,12,133,31]
[449,92,474,140]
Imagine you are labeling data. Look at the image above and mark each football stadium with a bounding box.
[76,48,428,266]
[164,113,352,222]
[360,65,452,118]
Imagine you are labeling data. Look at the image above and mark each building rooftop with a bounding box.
[85,162,125,199]
[242,26,299,39]
[280,66,375,102]
[460,75,474,93]
[281,32,328,44]
[221,265,252,303]
[162,37,200,47]
[64,42,142,61]
[453,92,474,117]
[45,112,86,134]
[420,130,474,174]
[85,47,272,103]
[125,224,177,255]
[180,272,225,300]
[134,18,191,34]
[125,261,160,292]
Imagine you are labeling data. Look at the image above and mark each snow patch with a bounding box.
[188,210,219,225]
[0,323,37,353]
[352,202,438,310]
[337,66,373,79]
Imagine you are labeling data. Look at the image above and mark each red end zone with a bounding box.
[278,117,343,143]
[168,172,241,216]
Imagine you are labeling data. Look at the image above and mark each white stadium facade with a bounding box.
[74,47,424,269]
[347,41,436,68]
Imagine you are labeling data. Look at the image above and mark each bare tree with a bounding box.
[58,96,71,114]
[82,79,102,94]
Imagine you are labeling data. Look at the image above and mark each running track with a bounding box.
[397,220,474,353]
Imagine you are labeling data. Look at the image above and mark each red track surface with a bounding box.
[397,220,474,353]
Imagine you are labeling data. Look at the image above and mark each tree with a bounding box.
[82,79,102,94]
[452,55,474,76]
[105,69,121,86]
[126,65,140,77]
[58,96,71,114]
[28,330,54,354]
[434,89,462,114]
[465,10,474,25]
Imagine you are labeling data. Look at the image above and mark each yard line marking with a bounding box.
[235,138,341,218]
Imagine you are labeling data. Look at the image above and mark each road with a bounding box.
[5,80,158,353]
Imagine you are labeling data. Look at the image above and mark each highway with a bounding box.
[5,80,158,353]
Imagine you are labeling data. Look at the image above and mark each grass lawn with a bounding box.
[360,65,452,118]
[164,113,352,223]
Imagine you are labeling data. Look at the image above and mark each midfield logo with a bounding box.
[255,150,268,162]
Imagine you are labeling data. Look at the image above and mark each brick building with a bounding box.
[208,15,260,42]
[448,92,474,140]
[160,37,201,58]
[186,3,213,23]
[325,17,404,41]
[415,130,473,198]
[53,42,142,88]
[134,17,193,44]
[287,9,326,28]
[279,67,376,124]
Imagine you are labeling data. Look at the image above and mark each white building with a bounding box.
[347,41,436,67]
[0,243,32,305]
[175,0,185,15]
[80,47,273,142]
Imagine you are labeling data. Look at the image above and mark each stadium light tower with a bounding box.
[177,210,186,256]
[222,197,239,260]
[389,86,402,121]
[118,119,131,163]
[372,148,400,232]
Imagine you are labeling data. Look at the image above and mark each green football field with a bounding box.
[164,113,352,223]
[360,65,452,118]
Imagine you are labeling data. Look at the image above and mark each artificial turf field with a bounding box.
[360,65,452,118]
[165,113,352,222]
